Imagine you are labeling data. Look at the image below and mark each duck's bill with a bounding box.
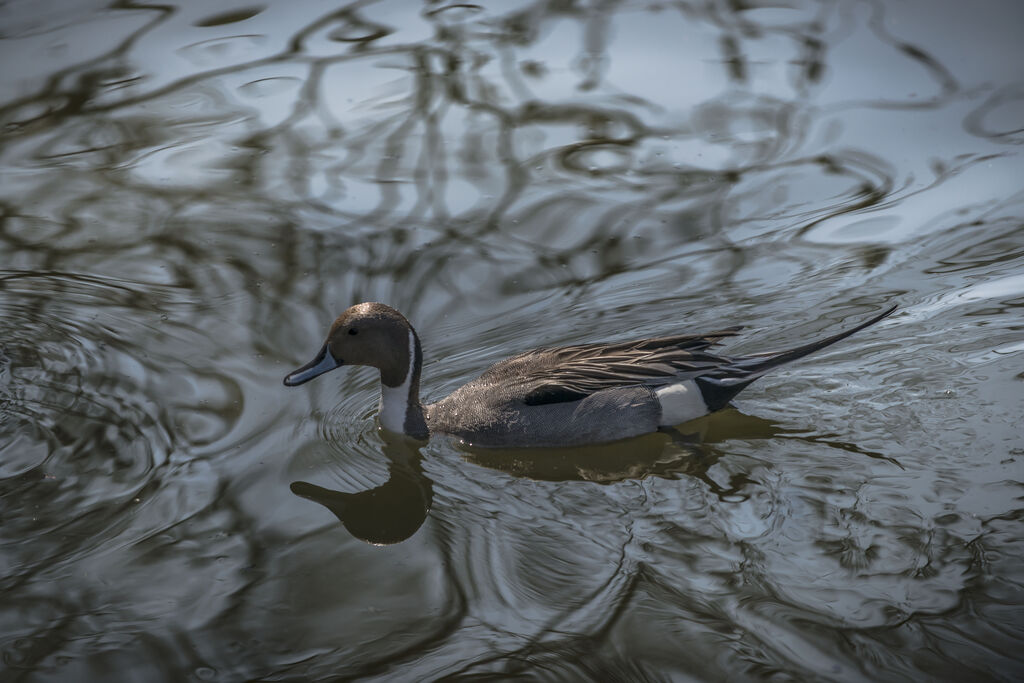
[283,343,343,386]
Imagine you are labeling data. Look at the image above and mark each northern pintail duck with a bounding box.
[284,303,896,448]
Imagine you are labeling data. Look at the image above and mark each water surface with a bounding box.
[2,0,1023,680]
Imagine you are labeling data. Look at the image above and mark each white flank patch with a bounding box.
[378,329,416,434]
[655,380,709,426]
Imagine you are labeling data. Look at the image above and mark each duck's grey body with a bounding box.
[428,378,662,447]
[424,333,736,447]
[284,302,896,448]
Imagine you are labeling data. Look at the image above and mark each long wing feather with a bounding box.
[478,328,742,406]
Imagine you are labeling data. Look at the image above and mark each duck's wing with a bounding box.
[479,329,742,406]
[480,304,898,409]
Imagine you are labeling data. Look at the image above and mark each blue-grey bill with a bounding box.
[283,343,342,386]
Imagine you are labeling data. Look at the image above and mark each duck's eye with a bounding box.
[348,328,358,335]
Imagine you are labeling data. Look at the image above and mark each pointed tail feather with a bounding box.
[696,304,897,411]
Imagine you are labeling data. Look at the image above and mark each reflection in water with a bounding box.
[462,406,894,487]
[291,408,894,548]
[291,437,431,545]
[2,0,1024,679]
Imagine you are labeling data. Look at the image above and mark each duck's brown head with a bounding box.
[283,302,417,388]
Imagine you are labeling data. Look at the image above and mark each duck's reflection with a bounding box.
[463,407,896,487]
[290,437,432,545]
[293,409,895,544]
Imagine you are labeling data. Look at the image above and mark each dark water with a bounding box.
[2,0,1023,680]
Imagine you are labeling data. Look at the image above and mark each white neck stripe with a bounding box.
[378,329,416,434]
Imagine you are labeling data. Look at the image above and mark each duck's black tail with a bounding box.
[695,304,897,412]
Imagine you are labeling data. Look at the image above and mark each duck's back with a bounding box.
[422,339,721,447]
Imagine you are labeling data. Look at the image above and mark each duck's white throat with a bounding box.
[378,329,417,434]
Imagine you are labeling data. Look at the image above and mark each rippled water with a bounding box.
[2,0,1023,680]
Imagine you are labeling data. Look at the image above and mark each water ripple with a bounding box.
[2,0,1024,679]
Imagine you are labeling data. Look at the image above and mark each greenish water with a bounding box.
[1,0,1023,680]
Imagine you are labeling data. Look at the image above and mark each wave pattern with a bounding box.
[1,0,1023,680]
